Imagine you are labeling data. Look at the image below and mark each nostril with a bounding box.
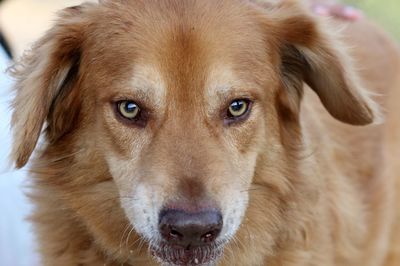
[201,230,218,243]
[169,228,183,239]
[203,232,213,239]
[160,224,183,242]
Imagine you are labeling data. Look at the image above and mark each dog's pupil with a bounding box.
[231,101,244,112]
[125,102,137,113]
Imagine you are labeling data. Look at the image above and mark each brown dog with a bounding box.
[10,0,400,265]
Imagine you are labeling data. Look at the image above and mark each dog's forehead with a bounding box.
[89,0,275,101]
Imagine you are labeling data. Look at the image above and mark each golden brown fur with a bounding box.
[10,0,400,265]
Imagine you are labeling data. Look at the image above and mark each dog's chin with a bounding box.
[150,242,224,266]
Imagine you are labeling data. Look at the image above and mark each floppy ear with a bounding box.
[267,1,380,125]
[10,6,88,168]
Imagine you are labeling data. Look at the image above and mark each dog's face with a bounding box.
[79,2,272,262]
[10,0,378,265]
[99,17,267,263]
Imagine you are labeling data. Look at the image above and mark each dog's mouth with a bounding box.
[150,242,224,266]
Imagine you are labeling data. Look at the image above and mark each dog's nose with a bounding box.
[159,209,223,248]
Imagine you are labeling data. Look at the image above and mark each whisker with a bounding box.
[119,223,132,258]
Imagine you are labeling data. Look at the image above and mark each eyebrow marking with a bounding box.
[129,64,166,108]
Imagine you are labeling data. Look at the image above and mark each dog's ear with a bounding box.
[10,6,89,168]
[265,1,380,125]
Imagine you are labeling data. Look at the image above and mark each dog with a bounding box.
[9,0,400,265]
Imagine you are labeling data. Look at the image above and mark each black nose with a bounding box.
[159,209,223,248]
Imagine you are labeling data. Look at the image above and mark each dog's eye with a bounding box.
[224,99,252,125]
[117,100,141,120]
[227,99,250,118]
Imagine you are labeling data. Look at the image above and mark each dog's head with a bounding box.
[11,0,379,265]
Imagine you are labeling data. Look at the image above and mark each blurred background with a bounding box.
[0,0,398,266]
[347,0,400,40]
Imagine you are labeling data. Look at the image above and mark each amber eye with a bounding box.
[227,99,249,118]
[117,100,141,120]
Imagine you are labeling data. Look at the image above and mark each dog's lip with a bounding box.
[150,242,224,266]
